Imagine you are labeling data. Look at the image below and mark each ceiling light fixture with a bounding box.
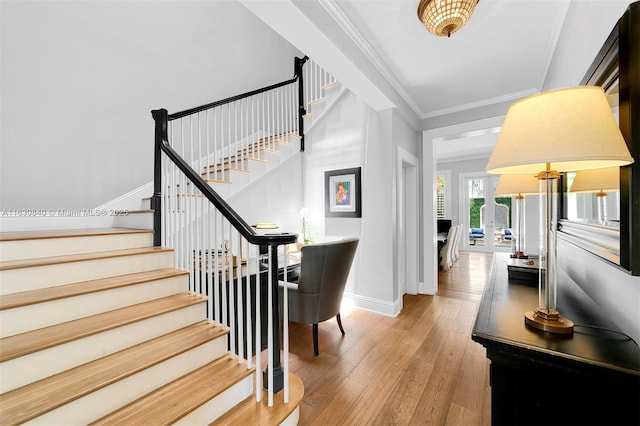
[417,0,479,37]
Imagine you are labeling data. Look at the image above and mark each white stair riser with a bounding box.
[221,169,252,185]
[260,150,282,167]
[0,233,153,262]
[245,159,267,176]
[1,275,188,337]
[323,81,341,95]
[309,99,327,116]
[208,182,234,199]
[0,301,205,393]
[0,251,175,295]
[112,212,153,230]
[281,407,301,426]
[28,339,228,425]
[303,114,313,127]
[174,374,254,426]
[275,141,294,155]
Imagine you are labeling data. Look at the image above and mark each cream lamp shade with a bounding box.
[494,174,540,196]
[486,86,634,175]
[570,167,620,193]
[486,86,634,335]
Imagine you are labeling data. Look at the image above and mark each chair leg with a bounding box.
[313,323,319,356]
[336,313,345,335]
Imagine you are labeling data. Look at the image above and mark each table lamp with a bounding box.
[486,86,634,334]
[569,167,619,224]
[494,174,539,259]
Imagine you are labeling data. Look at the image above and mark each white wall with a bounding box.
[302,91,392,313]
[299,89,417,316]
[0,1,301,210]
[227,154,303,236]
[543,0,633,91]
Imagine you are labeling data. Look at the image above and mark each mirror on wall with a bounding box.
[565,81,621,226]
[559,2,639,275]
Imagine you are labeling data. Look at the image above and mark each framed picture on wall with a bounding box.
[325,167,362,218]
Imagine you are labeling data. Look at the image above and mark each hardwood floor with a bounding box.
[286,250,494,425]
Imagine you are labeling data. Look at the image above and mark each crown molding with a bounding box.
[319,0,567,122]
[538,0,571,90]
[319,0,424,117]
[421,88,539,119]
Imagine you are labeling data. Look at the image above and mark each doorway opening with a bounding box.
[460,173,512,253]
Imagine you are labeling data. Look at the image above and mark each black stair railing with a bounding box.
[150,55,339,401]
[151,56,311,400]
[153,107,296,395]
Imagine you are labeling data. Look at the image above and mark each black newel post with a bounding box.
[151,108,168,247]
[295,56,308,152]
[263,244,284,392]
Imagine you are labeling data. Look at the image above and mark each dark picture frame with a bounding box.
[325,167,362,218]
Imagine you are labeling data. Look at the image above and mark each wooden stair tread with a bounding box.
[204,178,232,184]
[323,81,341,90]
[202,166,251,174]
[90,357,254,425]
[0,268,188,311]
[174,193,206,197]
[0,292,205,362]
[204,155,267,169]
[0,246,173,271]
[0,321,228,425]
[308,97,326,105]
[211,373,304,426]
[123,209,153,214]
[0,228,152,242]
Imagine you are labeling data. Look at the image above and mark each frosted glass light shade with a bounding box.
[570,167,619,193]
[495,174,540,196]
[486,86,634,175]
[417,0,479,37]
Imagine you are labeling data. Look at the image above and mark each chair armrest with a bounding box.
[278,281,299,292]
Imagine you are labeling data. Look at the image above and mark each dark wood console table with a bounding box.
[472,253,639,425]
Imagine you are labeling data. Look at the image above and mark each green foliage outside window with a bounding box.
[469,198,484,229]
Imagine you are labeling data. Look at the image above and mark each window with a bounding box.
[436,174,446,218]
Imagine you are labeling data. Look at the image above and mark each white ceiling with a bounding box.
[242,0,631,162]
[333,0,569,120]
[326,0,572,163]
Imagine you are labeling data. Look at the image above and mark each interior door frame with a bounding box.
[397,146,419,299]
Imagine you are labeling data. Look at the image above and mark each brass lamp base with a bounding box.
[524,308,574,334]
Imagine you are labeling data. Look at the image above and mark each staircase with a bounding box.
[0,56,342,424]
[0,228,302,425]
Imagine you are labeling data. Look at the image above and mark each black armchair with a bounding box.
[279,238,359,356]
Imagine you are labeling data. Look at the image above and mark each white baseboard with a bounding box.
[343,292,398,317]
[95,182,152,211]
